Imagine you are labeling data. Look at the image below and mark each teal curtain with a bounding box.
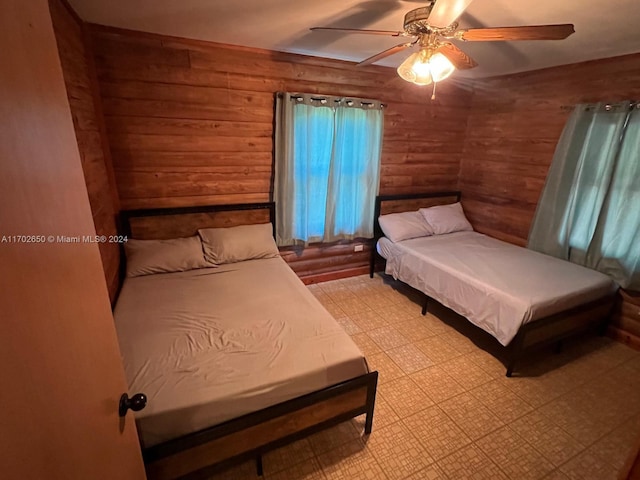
[528,101,640,289]
[274,93,383,246]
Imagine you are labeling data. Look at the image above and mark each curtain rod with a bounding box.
[560,101,639,111]
[277,92,386,109]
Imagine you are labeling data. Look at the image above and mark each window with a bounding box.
[529,101,640,289]
[274,93,384,246]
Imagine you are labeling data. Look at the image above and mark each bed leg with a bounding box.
[506,332,525,377]
[256,455,263,477]
[364,372,378,435]
[369,248,376,279]
[421,296,428,316]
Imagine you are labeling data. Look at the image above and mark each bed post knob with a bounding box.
[119,392,147,417]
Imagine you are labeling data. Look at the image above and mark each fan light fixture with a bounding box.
[311,1,575,100]
[396,47,455,86]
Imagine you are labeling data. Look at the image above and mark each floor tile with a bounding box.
[499,376,564,408]
[263,438,315,475]
[368,326,410,351]
[317,439,386,480]
[360,293,398,310]
[404,405,472,460]
[559,448,620,480]
[476,426,555,480]
[352,395,400,431]
[366,352,405,385]
[585,413,640,470]
[308,421,360,455]
[375,305,417,325]
[297,275,640,480]
[415,335,463,364]
[439,330,477,354]
[410,365,467,403]
[465,350,507,378]
[437,444,508,480]
[350,332,382,356]
[394,318,439,343]
[350,310,389,332]
[538,397,612,446]
[469,379,534,423]
[366,421,434,480]
[417,313,454,335]
[335,316,362,335]
[440,354,494,390]
[267,457,326,480]
[385,343,434,374]
[439,392,505,440]
[402,463,448,480]
[379,376,434,418]
[321,301,347,319]
[541,471,571,480]
[510,411,585,467]
[337,297,373,317]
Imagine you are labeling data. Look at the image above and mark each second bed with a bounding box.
[372,192,616,376]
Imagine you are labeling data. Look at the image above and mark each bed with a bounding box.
[116,202,378,480]
[370,192,616,376]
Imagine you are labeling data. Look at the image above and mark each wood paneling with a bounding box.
[461,53,640,346]
[89,25,472,280]
[127,209,271,240]
[49,0,121,302]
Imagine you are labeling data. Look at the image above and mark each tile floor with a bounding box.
[209,274,640,480]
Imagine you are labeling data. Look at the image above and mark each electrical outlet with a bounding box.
[354,244,364,252]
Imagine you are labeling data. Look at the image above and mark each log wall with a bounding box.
[88,25,472,281]
[49,0,121,302]
[461,53,640,347]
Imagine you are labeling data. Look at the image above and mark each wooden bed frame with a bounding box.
[369,191,615,377]
[119,202,378,480]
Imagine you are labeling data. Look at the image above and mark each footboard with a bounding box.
[144,371,378,480]
[506,294,615,376]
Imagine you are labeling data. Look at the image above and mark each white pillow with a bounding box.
[124,236,210,277]
[378,211,433,243]
[198,223,279,265]
[419,202,473,235]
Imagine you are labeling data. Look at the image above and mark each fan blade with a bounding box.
[310,27,403,37]
[459,24,575,41]
[428,0,475,27]
[357,43,412,66]
[436,43,478,69]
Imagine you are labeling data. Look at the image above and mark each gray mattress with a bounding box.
[113,257,368,447]
[378,232,615,346]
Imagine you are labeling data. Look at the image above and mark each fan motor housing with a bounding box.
[404,5,435,32]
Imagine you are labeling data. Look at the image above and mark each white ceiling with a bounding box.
[69,0,640,79]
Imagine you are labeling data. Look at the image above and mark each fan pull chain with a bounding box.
[431,82,437,100]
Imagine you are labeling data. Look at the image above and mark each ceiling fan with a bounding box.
[310,0,575,93]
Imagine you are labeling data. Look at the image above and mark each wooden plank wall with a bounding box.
[460,53,640,348]
[88,25,472,281]
[49,0,121,302]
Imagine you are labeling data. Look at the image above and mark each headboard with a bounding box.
[120,202,276,240]
[370,191,461,277]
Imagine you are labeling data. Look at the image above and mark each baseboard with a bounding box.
[607,325,640,351]
[300,266,370,285]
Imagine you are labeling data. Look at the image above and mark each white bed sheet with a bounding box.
[113,257,368,448]
[379,232,615,346]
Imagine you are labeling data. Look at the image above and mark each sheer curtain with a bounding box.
[274,93,383,246]
[528,101,640,289]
